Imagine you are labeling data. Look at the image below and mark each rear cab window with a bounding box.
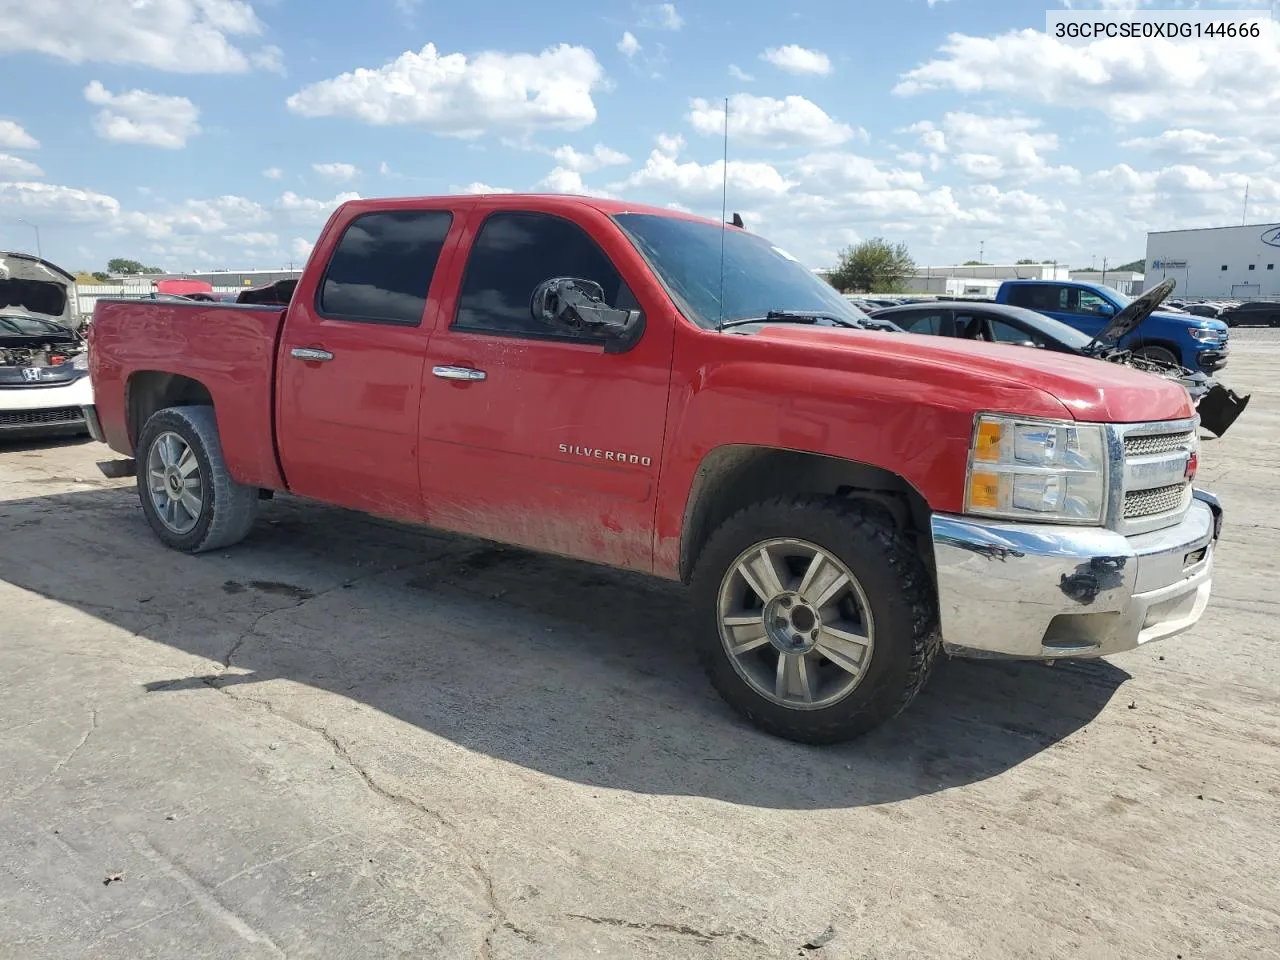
[317,209,454,325]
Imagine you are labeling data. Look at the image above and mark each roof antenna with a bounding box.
[717,95,729,333]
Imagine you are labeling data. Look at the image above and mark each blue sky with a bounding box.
[1,0,1278,273]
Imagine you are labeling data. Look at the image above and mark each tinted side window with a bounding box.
[897,310,945,335]
[319,210,453,325]
[455,212,628,338]
[1006,284,1067,312]
[1074,291,1111,316]
[989,319,1041,345]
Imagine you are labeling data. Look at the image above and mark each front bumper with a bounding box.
[931,491,1220,659]
[1195,347,1227,372]
[0,377,94,436]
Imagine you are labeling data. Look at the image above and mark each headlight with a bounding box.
[1187,327,1220,342]
[72,352,90,370]
[965,414,1108,524]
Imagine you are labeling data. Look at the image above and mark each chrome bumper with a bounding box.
[931,490,1220,659]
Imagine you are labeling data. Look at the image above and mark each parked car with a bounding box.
[0,251,92,440]
[994,280,1229,374]
[84,194,1222,744]
[866,292,1250,437]
[1221,300,1280,327]
[1185,303,1224,319]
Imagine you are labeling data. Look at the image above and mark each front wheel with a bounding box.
[1133,345,1180,366]
[136,405,259,553]
[690,496,940,744]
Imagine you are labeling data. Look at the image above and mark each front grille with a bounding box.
[0,406,84,427]
[1125,483,1188,519]
[1124,431,1195,458]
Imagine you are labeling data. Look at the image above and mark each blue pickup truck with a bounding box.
[994,279,1229,374]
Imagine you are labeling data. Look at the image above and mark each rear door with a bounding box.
[417,203,674,570]
[275,204,463,519]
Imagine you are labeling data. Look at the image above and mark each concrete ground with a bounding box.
[1,332,1278,960]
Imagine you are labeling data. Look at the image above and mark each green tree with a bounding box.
[962,260,984,266]
[828,238,916,293]
[1016,258,1036,264]
[107,258,145,275]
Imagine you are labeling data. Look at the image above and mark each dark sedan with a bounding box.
[867,300,1249,436]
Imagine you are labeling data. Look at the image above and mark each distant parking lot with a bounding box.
[2,329,1278,959]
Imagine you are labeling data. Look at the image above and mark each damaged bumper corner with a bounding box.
[931,492,1219,660]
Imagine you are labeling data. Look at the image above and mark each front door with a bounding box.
[418,204,674,570]
[275,206,460,520]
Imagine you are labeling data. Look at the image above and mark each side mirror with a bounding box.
[530,277,645,354]
[1096,302,1116,317]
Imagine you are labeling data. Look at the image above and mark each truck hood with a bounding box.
[751,325,1195,423]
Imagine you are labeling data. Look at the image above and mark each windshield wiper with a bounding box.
[720,310,864,330]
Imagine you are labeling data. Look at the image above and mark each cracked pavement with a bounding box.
[2,330,1279,959]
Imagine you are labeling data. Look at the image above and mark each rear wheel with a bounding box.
[136,405,259,553]
[1133,344,1180,366]
[690,496,940,744]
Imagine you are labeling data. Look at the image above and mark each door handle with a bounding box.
[432,365,486,382]
[291,347,334,362]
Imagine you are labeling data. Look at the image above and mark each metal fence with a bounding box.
[76,285,245,316]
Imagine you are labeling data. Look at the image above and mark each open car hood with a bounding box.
[1096,277,1176,343]
[0,251,78,329]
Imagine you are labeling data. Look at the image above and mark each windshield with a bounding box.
[0,315,73,337]
[613,213,872,330]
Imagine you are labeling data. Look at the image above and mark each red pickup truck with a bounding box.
[84,194,1222,744]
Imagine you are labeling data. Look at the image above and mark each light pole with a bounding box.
[15,218,41,258]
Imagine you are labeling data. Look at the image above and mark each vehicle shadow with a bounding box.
[0,486,1131,810]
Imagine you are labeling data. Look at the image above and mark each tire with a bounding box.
[1133,345,1180,366]
[136,405,259,553]
[690,496,940,745]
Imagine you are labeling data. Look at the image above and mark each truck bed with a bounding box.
[89,299,288,490]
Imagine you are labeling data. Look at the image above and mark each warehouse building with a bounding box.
[1145,222,1280,298]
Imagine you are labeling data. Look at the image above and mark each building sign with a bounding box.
[1151,259,1187,269]
[1261,227,1280,248]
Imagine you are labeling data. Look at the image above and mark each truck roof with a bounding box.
[337,193,733,229]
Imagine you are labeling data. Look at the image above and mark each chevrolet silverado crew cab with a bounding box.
[84,195,1222,744]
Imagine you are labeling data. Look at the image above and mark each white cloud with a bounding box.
[286,42,607,137]
[761,45,832,76]
[641,3,683,30]
[538,167,609,197]
[0,120,38,150]
[226,231,278,247]
[612,149,793,199]
[250,44,284,74]
[291,237,314,260]
[618,31,640,58]
[84,81,201,149]
[655,132,685,156]
[1121,129,1275,166]
[894,23,1280,128]
[276,190,361,224]
[379,161,392,175]
[118,194,269,240]
[908,113,1080,183]
[0,154,43,178]
[0,0,280,74]
[728,64,754,82]
[551,143,629,173]
[451,182,514,194]
[0,181,121,222]
[793,153,926,192]
[312,161,359,181]
[689,94,857,148]
[263,167,283,180]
